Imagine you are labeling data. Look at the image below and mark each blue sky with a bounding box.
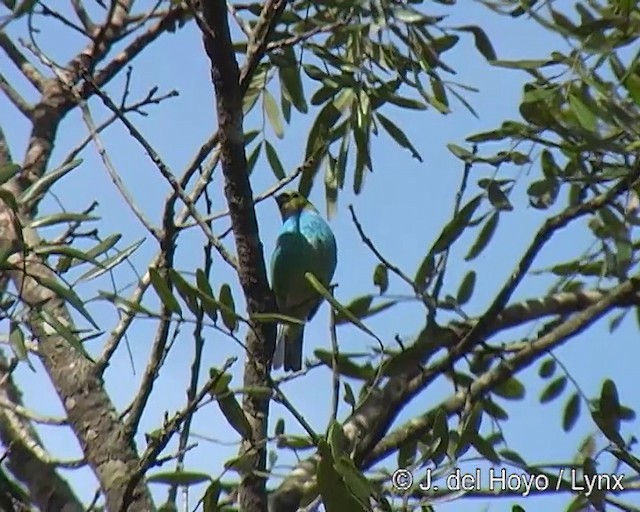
[1,1,639,511]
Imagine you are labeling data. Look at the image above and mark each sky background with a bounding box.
[1,1,639,511]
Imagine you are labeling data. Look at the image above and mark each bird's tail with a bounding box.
[272,324,304,372]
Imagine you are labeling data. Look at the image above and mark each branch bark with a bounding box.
[0,127,83,512]
[199,1,286,510]
[0,4,192,511]
[0,354,84,512]
[269,282,640,510]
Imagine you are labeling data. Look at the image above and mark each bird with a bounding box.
[270,190,337,371]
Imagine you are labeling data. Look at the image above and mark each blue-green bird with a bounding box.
[270,191,337,371]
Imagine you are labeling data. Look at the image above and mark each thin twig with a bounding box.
[0,72,33,118]
[78,101,162,239]
[0,31,45,91]
[120,357,237,512]
[82,74,238,269]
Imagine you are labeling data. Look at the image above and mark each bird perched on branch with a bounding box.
[270,190,337,371]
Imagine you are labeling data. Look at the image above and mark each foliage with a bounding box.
[0,0,639,512]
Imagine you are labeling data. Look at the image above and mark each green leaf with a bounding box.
[343,383,356,409]
[316,440,371,512]
[0,164,21,186]
[306,274,381,343]
[328,420,345,459]
[40,309,94,361]
[456,271,476,305]
[432,35,459,54]
[20,159,82,205]
[77,239,144,282]
[501,449,526,466]
[278,47,308,114]
[34,274,98,329]
[265,141,286,180]
[527,178,559,209]
[250,312,304,325]
[447,143,474,161]
[29,213,100,229]
[487,181,513,211]
[9,321,33,371]
[169,270,200,316]
[394,8,429,24]
[219,283,238,332]
[210,369,252,439]
[538,358,556,378]
[84,234,121,260]
[98,292,155,317]
[324,156,338,221]
[315,350,376,380]
[300,102,342,197]
[264,89,284,138]
[147,471,210,486]
[34,244,102,268]
[11,0,37,18]
[385,94,427,110]
[431,195,482,254]
[539,376,567,403]
[482,398,508,420]
[375,113,422,162]
[414,253,435,290]
[430,76,450,113]
[202,480,222,512]
[471,433,500,464]
[465,211,499,261]
[492,59,553,70]
[599,379,621,434]
[398,438,417,468]
[540,149,561,179]
[246,141,263,176]
[454,25,497,61]
[563,393,581,432]
[149,268,182,316]
[493,377,525,400]
[196,269,218,323]
[568,93,597,132]
[373,264,388,294]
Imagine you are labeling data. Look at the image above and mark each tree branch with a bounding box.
[0,72,33,118]
[0,354,84,512]
[366,275,640,466]
[198,0,285,510]
[0,31,45,91]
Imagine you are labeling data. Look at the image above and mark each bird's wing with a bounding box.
[270,231,319,317]
[301,213,337,285]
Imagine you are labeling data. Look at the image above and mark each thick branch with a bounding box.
[199,1,285,510]
[0,354,84,512]
[269,281,640,510]
[0,212,156,511]
[367,276,640,465]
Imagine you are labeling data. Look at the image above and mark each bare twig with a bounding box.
[0,73,33,118]
[78,101,162,239]
[120,358,237,512]
[71,0,95,31]
[83,75,238,269]
[0,31,45,91]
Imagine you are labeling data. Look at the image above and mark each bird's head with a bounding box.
[275,190,317,221]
